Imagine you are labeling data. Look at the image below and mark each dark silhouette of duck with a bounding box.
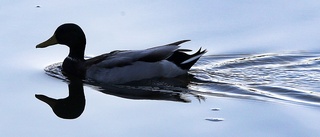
[36,23,206,84]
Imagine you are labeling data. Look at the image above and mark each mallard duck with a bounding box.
[36,23,207,84]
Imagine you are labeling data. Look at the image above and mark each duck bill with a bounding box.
[36,34,58,48]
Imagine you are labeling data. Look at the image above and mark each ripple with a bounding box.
[191,52,320,106]
[205,118,224,122]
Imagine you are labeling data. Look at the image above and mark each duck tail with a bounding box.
[167,47,207,70]
[167,40,191,46]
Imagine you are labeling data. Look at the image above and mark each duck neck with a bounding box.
[62,44,86,78]
[68,45,85,61]
[62,57,85,79]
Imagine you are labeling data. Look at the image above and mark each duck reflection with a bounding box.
[36,63,205,119]
[35,76,85,119]
[90,75,199,103]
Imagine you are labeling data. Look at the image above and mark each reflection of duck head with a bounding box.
[35,78,85,119]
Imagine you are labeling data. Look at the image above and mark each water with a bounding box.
[3,53,320,137]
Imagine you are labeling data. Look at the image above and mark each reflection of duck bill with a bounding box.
[35,94,57,108]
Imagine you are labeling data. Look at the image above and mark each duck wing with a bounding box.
[84,40,190,69]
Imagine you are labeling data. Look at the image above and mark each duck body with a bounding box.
[37,23,207,84]
[85,46,188,84]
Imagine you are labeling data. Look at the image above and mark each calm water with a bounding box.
[2,51,320,136]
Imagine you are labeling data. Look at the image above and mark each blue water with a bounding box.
[42,52,320,120]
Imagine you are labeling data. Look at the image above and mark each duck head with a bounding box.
[36,23,86,60]
[36,23,87,77]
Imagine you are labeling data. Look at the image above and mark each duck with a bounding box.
[36,23,207,84]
